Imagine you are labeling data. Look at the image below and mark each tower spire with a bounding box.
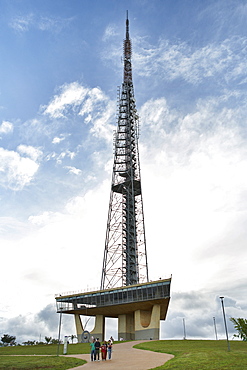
[101,14,149,289]
[124,10,132,84]
[126,10,129,39]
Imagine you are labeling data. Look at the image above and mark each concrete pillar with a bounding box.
[134,304,161,340]
[90,315,105,342]
[118,313,135,340]
[74,314,84,343]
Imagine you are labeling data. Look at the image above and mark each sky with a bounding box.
[1,0,247,344]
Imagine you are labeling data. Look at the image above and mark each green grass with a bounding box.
[0,344,88,370]
[1,340,247,369]
[0,356,86,370]
[0,343,89,355]
[0,341,129,356]
[134,340,247,370]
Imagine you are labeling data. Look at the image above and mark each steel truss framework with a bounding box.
[101,15,149,290]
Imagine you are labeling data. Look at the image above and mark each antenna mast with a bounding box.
[101,13,149,289]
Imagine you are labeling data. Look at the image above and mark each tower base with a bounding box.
[118,304,161,340]
[90,314,105,342]
[55,278,171,342]
[134,305,160,340]
[77,304,162,341]
[118,313,135,340]
[74,313,84,343]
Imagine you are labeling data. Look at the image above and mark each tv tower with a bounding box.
[55,13,171,342]
[101,12,148,290]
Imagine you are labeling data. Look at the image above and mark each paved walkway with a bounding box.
[66,341,174,370]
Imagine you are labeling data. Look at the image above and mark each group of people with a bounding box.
[90,337,113,361]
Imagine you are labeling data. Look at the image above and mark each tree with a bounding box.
[51,338,60,344]
[23,340,35,346]
[1,334,16,346]
[230,317,247,341]
[45,336,52,344]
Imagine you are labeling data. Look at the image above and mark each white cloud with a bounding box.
[64,166,82,175]
[38,15,74,32]
[0,147,40,190]
[56,150,76,164]
[17,145,43,162]
[43,83,115,142]
[102,24,119,41]
[88,101,115,143]
[0,304,75,343]
[9,14,33,32]
[9,14,73,34]
[138,94,247,296]
[44,149,76,164]
[0,181,109,320]
[139,98,177,133]
[0,121,13,134]
[79,87,106,117]
[29,211,63,227]
[79,87,115,142]
[102,34,247,85]
[52,135,66,144]
[155,36,247,84]
[164,292,247,340]
[45,151,56,161]
[43,82,89,118]
[0,217,31,238]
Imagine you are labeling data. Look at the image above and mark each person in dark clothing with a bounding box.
[107,340,112,359]
[94,338,101,361]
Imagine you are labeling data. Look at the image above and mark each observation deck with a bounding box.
[55,278,171,320]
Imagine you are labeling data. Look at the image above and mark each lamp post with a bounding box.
[219,297,230,351]
[57,311,62,356]
[183,318,186,340]
[213,317,218,340]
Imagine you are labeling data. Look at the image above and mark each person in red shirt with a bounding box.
[101,341,107,360]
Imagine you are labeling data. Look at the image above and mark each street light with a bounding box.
[183,318,186,340]
[57,310,63,356]
[213,317,218,340]
[219,297,230,351]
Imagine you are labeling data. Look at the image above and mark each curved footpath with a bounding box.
[66,340,174,370]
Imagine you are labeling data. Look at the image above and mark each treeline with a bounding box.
[0,334,66,346]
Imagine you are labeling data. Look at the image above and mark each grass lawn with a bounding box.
[0,343,89,370]
[134,340,247,370]
[1,340,246,369]
[0,356,86,370]
[0,343,90,355]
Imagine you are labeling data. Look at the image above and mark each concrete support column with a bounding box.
[118,313,135,340]
[90,315,105,342]
[74,314,84,343]
[135,304,161,340]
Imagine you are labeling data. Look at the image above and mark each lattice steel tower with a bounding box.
[56,14,171,341]
[101,13,149,290]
